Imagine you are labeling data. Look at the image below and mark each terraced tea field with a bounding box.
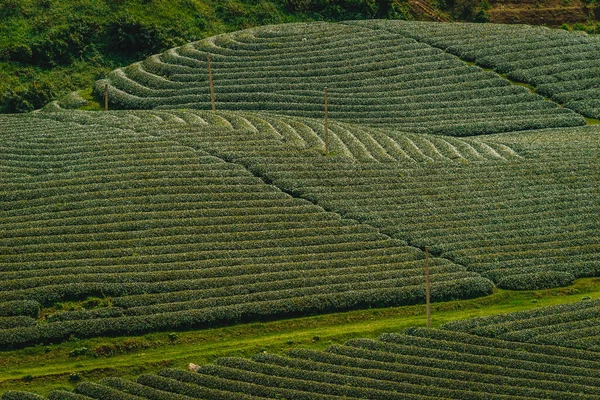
[1,19,600,399]
[443,298,600,350]
[7,301,600,399]
[365,20,600,119]
[34,108,600,292]
[96,22,584,136]
[1,114,496,349]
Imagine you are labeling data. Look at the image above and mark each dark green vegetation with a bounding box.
[96,22,584,135]
[34,106,600,291]
[0,0,294,113]
[0,0,413,114]
[1,19,599,353]
[2,0,584,114]
[2,278,599,396]
[379,20,600,119]
[0,111,495,349]
[6,295,600,399]
[443,297,600,350]
[2,18,600,399]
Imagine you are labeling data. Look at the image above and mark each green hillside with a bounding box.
[95,22,584,135]
[443,297,600,350]
[2,19,600,399]
[1,111,497,349]
[0,0,411,114]
[6,300,600,399]
[373,20,600,119]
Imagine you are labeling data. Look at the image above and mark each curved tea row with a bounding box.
[95,22,584,136]
[7,326,600,399]
[0,115,492,348]
[32,109,600,290]
[443,298,600,351]
[367,19,600,119]
[37,107,522,163]
[119,115,598,291]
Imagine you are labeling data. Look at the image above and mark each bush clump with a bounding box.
[0,300,41,318]
[497,271,575,290]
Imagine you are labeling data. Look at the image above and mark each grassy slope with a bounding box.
[1,277,598,395]
[1,5,599,396]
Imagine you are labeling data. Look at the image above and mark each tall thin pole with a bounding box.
[104,84,108,111]
[207,53,216,111]
[425,247,431,329]
[324,87,329,157]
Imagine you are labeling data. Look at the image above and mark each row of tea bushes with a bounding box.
[8,326,600,399]
[35,109,600,291]
[0,114,493,347]
[95,21,584,135]
[119,112,598,291]
[364,20,600,119]
[37,108,522,163]
[442,298,600,351]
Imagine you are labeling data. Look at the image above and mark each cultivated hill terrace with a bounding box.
[6,301,600,399]
[0,19,599,399]
[1,19,600,346]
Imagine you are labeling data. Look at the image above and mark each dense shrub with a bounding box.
[106,16,178,59]
[0,392,45,400]
[0,300,40,317]
[1,80,57,113]
[496,271,575,290]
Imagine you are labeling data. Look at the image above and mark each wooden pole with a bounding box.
[207,52,216,111]
[425,247,431,329]
[104,84,108,111]
[324,87,329,157]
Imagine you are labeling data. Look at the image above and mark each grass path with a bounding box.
[1,277,599,395]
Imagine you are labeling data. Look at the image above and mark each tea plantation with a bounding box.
[1,19,600,398]
[6,301,600,399]
[1,113,497,349]
[34,107,600,292]
[95,22,585,136]
[368,20,600,119]
[443,298,600,350]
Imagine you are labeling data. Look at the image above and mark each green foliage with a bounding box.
[0,112,501,348]
[0,300,41,318]
[1,79,57,113]
[496,271,575,290]
[106,15,179,59]
[23,325,600,399]
[69,347,89,357]
[281,0,379,19]
[0,0,303,113]
[389,20,600,119]
[47,391,94,400]
[167,332,178,343]
[98,22,583,135]
[0,391,45,400]
[438,0,488,21]
[0,316,37,329]
[443,298,600,350]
